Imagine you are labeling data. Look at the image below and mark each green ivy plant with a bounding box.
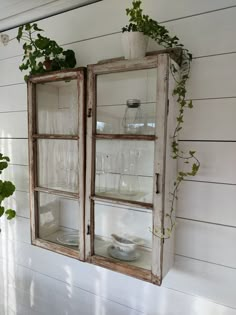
[0,154,16,221]
[17,23,77,81]
[123,1,200,239]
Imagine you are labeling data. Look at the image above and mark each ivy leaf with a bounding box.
[188,100,193,108]
[189,150,196,156]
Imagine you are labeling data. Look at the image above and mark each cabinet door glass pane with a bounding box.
[96,69,157,135]
[94,201,152,270]
[95,139,154,203]
[36,80,78,135]
[38,139,79,193]
[38,192,79,250]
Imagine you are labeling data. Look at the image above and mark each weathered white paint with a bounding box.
[0,0,236,314]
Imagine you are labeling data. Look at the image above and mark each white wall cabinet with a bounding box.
[28,53,177,285]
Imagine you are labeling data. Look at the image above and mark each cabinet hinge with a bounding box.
[87,224,91,235]
[167,99,169,115]
[87,108,92,118]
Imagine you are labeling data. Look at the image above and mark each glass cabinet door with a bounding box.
[86,56,169,284]
[28,69,85,260]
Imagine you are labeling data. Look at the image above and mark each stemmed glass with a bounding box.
[96,152,105,193]
[119,149,141,196]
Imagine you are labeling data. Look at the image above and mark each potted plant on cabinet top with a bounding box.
[122,1,149,59]
[0,153,16,223]
[17,23,77,81]
[122,0,183,59]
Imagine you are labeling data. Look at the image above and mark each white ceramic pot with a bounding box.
[122,32,148,59]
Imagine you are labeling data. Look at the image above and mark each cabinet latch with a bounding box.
[156,173,160,194]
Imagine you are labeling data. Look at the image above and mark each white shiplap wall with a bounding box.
[0,1,236,314]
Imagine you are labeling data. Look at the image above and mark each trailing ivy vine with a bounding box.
[123,1,200,239]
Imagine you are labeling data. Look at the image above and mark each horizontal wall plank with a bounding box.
[0,56,23,85]
[180,98,236,141]
[156,0,236,22]
[0,112,27,138]
[179,142,236,184]
[0,139,28,165]
[164,255,236,310]
[0,0,58,20]
[2,164,29,192]
[161,7,236,58]
[3,191,30,219]
[187,54,236,100]
[0,216,30,244]
[176,218,236,269]
[177,181,236,227]
[0,84,26,112]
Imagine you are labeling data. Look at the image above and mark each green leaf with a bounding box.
[1,181,15,198]
[17,25,23,42]
[32,23,44,32]
[35,37,50,49]
[63,50,76,68]
[25,23,31,31]
[2,156,10,162]
[0,207,4,217]
[5,209,16,220]
[0,161,8,171]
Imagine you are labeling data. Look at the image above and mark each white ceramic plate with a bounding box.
[107,245,140,262]
[57,233,79,247]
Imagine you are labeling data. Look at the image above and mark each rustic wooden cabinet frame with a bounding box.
[85,54,176,285]
[27,53,176,285]
[28,68,86,260]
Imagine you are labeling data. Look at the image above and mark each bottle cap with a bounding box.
[126,99,141,108]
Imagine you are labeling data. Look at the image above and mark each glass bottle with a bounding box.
[122,99,145,134]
